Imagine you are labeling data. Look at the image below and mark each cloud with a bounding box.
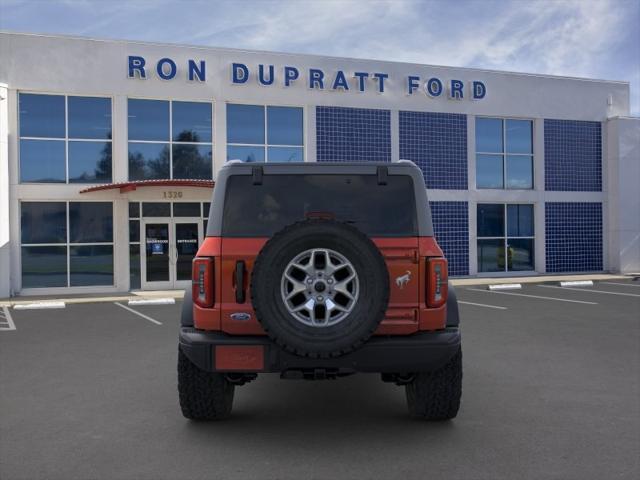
[0,0,638,113]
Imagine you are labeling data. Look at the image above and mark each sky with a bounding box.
[1,0,638,115]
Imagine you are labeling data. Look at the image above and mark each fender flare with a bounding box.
[446,282,460,327]
[181,289,194,327]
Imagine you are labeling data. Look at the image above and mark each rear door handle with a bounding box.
[235,261,246,304]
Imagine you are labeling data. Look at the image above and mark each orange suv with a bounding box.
[178,161,462,420]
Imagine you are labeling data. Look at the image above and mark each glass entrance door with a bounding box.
[144,221,171,289]
[141,218,202,289]
[174,220,201,287]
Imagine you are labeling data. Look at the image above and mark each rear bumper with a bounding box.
[179,327,461,374]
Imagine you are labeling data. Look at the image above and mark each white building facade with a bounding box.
[0,32,638,297]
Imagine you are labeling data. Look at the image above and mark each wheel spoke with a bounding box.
[326,299,348,313]
[291,261,314,276]
[292,298,315,313]
[333,273,356,300]
[281,248,359,327]
[285,281,307,300]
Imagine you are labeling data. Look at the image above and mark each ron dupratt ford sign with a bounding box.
[127,55,487,100]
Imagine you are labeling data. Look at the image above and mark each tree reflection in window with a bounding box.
[128,144,171,180]
[173,130,212,179]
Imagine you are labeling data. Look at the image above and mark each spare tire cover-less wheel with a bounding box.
[251,219,389,358]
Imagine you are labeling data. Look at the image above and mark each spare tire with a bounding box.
[251,219,389,358]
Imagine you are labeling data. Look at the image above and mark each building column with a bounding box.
[533,118,546,273]
[306,104,316,162]
[467,115,477,275]
[606,117,640,274]
[213,100,226,176]
[391,109,399,162]
[0,84,9,297]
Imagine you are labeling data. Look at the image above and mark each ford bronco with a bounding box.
[178,161,462,420]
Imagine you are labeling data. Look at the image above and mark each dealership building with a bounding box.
[0,31,638,297]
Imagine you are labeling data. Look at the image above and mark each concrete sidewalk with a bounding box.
[1,273,637,307]
[449,272,635,286]
[0,289,186,307]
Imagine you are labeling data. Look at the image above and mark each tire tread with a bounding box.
[178,348,235,420]
[406,348,462,420]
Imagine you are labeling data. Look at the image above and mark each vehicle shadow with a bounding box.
[180,373,459,448]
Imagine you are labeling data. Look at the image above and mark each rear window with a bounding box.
[222,174,418,237]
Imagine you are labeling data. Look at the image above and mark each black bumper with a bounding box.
[179,327,461,374]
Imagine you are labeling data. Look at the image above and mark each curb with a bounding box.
[0,292,184,308]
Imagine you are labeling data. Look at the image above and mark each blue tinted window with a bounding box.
[69,202,113,243]
[227,104,265,144]
[68,141,112,183]
[173,203,201,217]
[507,238,534,271]
[477,204,504,237]
[130,244,141,290]
[267,106,303,145]
[476,118,503,153]
[477,239,504,273]
[476,154,503,189]
[20,139,66,183]
[70,245,114,286]
[506,155,533,189]
[130,220,140,242]
[19,94,65,138]
[173,101,212,143]
[142,203,171,217]
[227,145,265,163]
[68,96,112,139]
[21,246,68,288]
[128,99,169,141]
[129,202,140,218]
[507,205,534,237]
[267,146,304,162]
[172,144,212,179]
[506,119,532,154]
[21,202,67,244]
[128,142,170,180]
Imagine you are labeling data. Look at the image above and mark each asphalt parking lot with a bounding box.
[1,280,639,480]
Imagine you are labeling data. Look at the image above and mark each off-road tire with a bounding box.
[405,347,462,420]
[251,219,389,359]
[178,348,235,420]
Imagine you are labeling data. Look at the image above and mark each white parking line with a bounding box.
[458,301,507,310]
[467,288,598,305]
[539,285,640,298]
[114,302,163,325]
[601,282,640,288]
[0,306,16,331]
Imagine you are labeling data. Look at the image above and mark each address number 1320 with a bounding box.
[163,191,183,199]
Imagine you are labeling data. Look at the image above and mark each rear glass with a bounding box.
[222,174,417,237]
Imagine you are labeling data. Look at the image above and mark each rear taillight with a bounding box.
[192,257,214,308]
[427,257,448,308]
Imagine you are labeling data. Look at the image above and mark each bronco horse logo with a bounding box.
[395,270,412,289]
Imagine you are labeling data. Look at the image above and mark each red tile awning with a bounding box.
[79,179,215,193]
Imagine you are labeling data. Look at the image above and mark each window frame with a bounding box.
[475,116,534,190]
[476,202,536,273]
[18,92,114,184]
[127,98,215,180]
[20,200,115,289]
[226,102,306,163]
